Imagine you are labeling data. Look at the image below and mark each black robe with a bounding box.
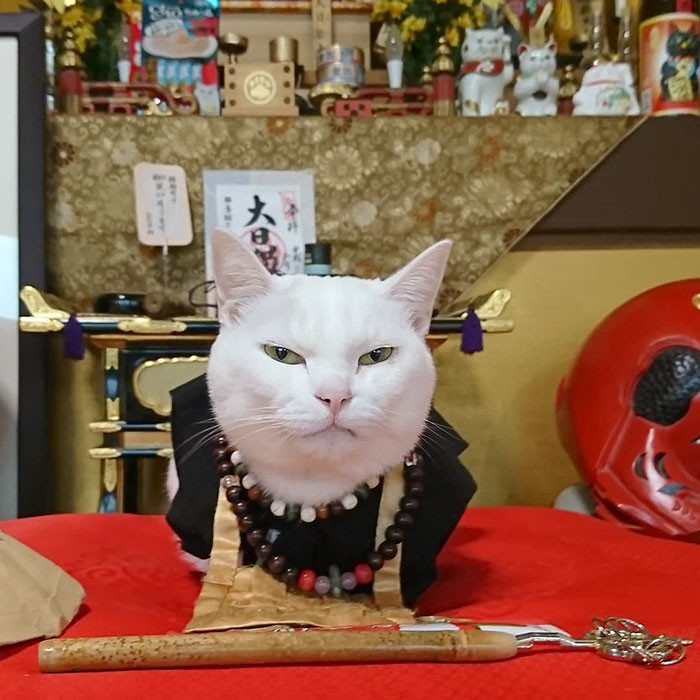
[166,375,476,607]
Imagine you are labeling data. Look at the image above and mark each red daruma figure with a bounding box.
[556,280,700,541]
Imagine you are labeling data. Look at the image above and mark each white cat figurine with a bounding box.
[167,231,453,572]
[573,63,640,115]
[458,27,514,116]
[514,41,559,116]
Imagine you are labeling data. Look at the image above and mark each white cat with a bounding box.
[167,231,452,567]
[458,27,513,116]
[514,42,559,117]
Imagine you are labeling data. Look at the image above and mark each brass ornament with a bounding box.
[693,294,700,310]
[89,447,122,459]
[20,286,70,320]
[132,355,208,416]
[116,318,187,334]
[19,317,64,333]
[89,421,124,433]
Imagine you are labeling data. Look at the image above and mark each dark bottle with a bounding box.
[639,0,700,114]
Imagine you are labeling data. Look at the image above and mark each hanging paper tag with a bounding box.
[134,163,193,247]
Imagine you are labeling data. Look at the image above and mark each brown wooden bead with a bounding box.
[246,529,265,547]
[330,501,344,517]
[217,461,234,478]
[406,481,424,497]
[379,541,398,560]
[385,525,404,544]
[226,485,243,503]
[233,500,250,516]
[367,551,384,571]
[238,514,255,532]
[213,447,228,461]
[399,496,420,512]
[268,554,287,574]
[259,495,273,510]
[281,567,299,588]
[255,543,272,563]
[405,465,424,481]
[214,435,227,448]
[316,505,330,520]
[247,485,262,501]
[395,511,414,528]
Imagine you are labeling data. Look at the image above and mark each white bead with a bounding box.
[241,474,257,489]
[230,450,243,466]
[300,506,317,522]
[342,493,358,510]
[221,475,236,489]
[270,500,286,517]
[366,477,380,489]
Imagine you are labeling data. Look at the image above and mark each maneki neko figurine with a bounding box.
[514,40,559,116]
[458,26,514,116]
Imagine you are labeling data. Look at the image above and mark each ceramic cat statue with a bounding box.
[514,41,559,116]
[458,27,514,116]
[166,231,476,608]
[573,62,640,115]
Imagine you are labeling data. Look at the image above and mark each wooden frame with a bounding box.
[0,12,46,517]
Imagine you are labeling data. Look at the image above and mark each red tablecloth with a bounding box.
[1,507,697,698]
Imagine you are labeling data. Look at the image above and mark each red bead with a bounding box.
[298,569,317,591]
[354,563,373,585]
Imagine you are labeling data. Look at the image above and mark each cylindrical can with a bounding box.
[639,12,700,114]
[316,45,365,86]
[270,36,299,65]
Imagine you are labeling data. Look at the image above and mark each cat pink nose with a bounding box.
[315,392,351,416]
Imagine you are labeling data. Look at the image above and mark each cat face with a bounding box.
[207,230,451,504]
[462,27,505,62]
[518,42,557,76]
[667,25,700,57]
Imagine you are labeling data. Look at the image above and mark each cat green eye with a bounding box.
[358,347,394,366]
[263,345,304,365]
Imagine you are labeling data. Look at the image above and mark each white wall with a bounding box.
[0,37,19,519]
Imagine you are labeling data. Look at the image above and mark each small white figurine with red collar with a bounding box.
[458,27,514,116]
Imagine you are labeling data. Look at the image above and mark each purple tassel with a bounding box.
[63,313,85,360]
[460,308,484,354]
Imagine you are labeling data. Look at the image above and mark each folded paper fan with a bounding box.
[0,530,85,647]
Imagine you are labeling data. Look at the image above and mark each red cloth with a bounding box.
[1,508,697,698]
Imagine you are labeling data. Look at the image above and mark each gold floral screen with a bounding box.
[46,115,639,310]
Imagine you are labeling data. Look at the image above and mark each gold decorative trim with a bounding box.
[103,458,118,493]
[89,421,125,433]
[90,447,122,459]
[105,348,119,371]
[155,422,172,432]
[106,398,120,421]
[117,318,187,334]
[481,319,515,333]
[693,294,700,310]
[19,285,70,320]
[157,447,175,459]
[19,317,64,333]
[132,355,209,416]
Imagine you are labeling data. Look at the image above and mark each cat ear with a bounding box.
[384,240,452,336]
[211,228,272,324]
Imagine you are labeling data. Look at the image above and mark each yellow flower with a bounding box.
[444,25,460,47]
[459,0,475,5]
[388,0,407,18]
[115,0,141,21]
[371,0,389,20]
[400,15,427,44]
[435,0,448,4]
[457,12,474,28]
[73,22,96,53]
[474,5,486,25]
